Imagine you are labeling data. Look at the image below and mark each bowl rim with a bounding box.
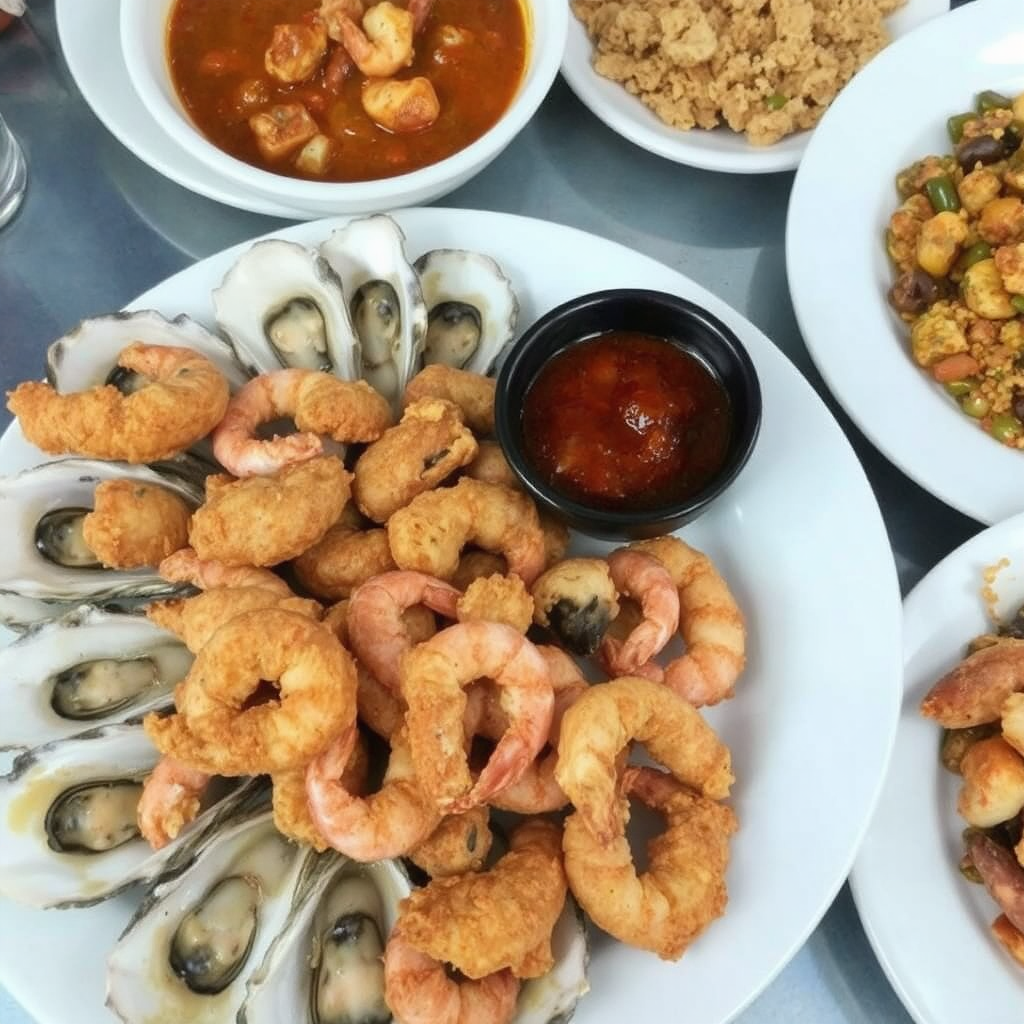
[118,0,566,203]
[495,287,764,529]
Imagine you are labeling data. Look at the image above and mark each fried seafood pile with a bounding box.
[3,247,746,1022]
[922,608,1024,969]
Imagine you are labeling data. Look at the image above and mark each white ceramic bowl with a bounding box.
[119,0,565,216]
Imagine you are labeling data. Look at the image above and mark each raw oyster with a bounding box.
[0,725,244,909]
[44,309,251,395]
[0,606,192,752]
[321,215,427,411]
[106,802,311,1024]
[0,458,203,630]
[414,249,519,375]
[213,240,358,380]
[514,898,590,1024]
[239,856,410,1024]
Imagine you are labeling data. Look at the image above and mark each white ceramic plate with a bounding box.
[560,0,948,175]
[55,0,313,219]
[0,209,902,1024]
[788,0,1024,524]
[852,512,1024,1024]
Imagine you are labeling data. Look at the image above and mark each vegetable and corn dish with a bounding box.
[887,88,1024,447]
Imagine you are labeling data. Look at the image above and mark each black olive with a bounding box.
[956,133,1008,172]
[888,268,941,315]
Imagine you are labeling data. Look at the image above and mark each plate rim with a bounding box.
[0,206,904,1024]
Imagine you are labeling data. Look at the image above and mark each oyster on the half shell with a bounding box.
[415,249,519,376]
[0,725,246,909]
[0,606,192,752]
[239,855,411,1024]
[0,458,203,629]
[106,800,312,1024]
[213,240,359,380]
[320,215,427,412]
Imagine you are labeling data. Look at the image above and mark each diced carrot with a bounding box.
[932,352,981,382]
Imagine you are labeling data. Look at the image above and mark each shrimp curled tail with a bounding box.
[137,756,211,850]
[159,547,294,595]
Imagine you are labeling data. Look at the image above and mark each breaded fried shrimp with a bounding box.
[463,441,518,489]
[562,767,736,960]
[212,369,391,477]
[384,925,520,1024]
[388,478,545,586]
[353,398,477,523]
[82,480,192,569]
[408,806,493,878]
[348,571,461,693]
[403,364,497,435]
[188,455,351,567]
[398,819,566,979]
[402,622,554,813]
[922,639,1024,728]
[8,343,229,463]
[632,536,746,706]
[555,676,733,844]
[159,547,293,595]
[293,523,396,600]
[137,756,210,850]
[307,725,441,861]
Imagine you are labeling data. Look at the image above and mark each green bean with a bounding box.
[977,89,1013,113]
[958,241,993,272]
[944,379,974,397]
[765,93,787,111]
[947,112,976,144]
[991,413,1024,442]
[924,174,961,213]
[961,393,991,418]
[1012,295,1024,315]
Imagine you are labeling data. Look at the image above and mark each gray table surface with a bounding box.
[0,2,979,1023]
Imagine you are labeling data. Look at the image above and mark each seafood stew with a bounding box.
[166,0,529,183]
[886,87,1024,448]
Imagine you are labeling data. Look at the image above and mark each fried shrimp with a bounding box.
[352,398,478,523]
[189,455,351,567]
[958,736,1024,828]
[532,558,619,656]
[464,441,519,489]
[137,756,211,850]
[555,676,733,844]
[388,478,546,586]
[477,647,588,815]
[348,571,461,693]
[384,924,520,1024]
[599,549,679,675]
[7,343,229,463]
[632,536,746,707]
[81,480,191,569]
[540,514,570,568]
[408,806,493,878]
[147,609,356,775]
[456,573,533,633]
[158,547,294,595]
[272,732,369,851]
[401,622,554,812]
[563,767,737,960]
[921,639,1024,727]
[398,819,567,979]
[403,364,496,435]
[293,523,396,600]
[212,369,391,478]
[307,725,441,861]
[147,588,322,654]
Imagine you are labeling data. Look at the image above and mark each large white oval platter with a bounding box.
[0,208,902,1024]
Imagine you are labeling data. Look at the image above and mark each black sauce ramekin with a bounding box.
[494,288,763,540]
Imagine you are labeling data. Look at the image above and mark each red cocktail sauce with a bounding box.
[521,332,731,511]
